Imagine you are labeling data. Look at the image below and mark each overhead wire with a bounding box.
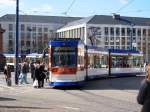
[116,0,136,14]
[62,0,76,16]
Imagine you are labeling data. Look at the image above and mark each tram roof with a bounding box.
[108,49,141,54]
[87,46,107,51]
[48,38,80,47]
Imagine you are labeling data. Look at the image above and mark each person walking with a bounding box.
[38,63,46,88]
[137,63,150,112]
[4,65,12,86]
[30,62,36,82]
[19,61,29,84]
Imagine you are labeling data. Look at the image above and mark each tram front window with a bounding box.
[51,47,77,67]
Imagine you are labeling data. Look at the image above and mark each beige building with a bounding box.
[57,15,150,62]
[0,14,81,54]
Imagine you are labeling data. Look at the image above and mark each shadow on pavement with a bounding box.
[42,76,145,91]
[0,97,16,101]
[0,105,52,110]
[82,76,145,90]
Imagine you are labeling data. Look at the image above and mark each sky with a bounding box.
[0,0,150,18]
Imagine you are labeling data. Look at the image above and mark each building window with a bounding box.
[8,40,13,46]
[21,32,25,40]
[38,27,42,32]
[121,28,125,36]
[116,42,120,45]
[9,32,13,39]
[111,46,114,49]
[105,27,109,35]
[127,28,131,36]
[137,29,141,36]
[133,28,136,36]
[127,46,130,49]
[9,24,13,31]
[105,42,108,45]
[116,46,120,49]
[44,28,48,32]
[127,42,130,45]
[21,24,25,31]
[122,46,125,49]
[32,27,36,32]
[27,26,32,32]
[21,40,24,46]
[110,37,114,41]
[110,27,114,35]
[116,28,120,36]
[143,29,146,36]
[110,42,114,45]
[116,37,120,42]
[148,29,150,36]
[26,41,30,47]
[105,37,108,42]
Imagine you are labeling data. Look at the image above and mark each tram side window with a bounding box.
[88,54,107,68]
[132,56,142,67]
[112,56,129,68]
[77,55,84,70]
[100,55,108,68]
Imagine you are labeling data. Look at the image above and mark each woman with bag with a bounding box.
[137,63,150,112]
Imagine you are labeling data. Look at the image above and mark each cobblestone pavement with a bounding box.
[0,72,144,112]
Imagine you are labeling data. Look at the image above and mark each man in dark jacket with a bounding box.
[137,64,150,112]
[4,65,11,86]
[38,63,46,88]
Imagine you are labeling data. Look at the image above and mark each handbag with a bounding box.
[33,79,38,87]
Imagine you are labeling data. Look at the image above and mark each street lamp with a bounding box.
[15,0,19,85]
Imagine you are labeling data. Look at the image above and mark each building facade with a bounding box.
[1,14,150,62]
[57,15,150,62]
[0,14,81,54]
[0,24,5,53]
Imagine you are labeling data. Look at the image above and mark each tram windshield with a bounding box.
[51,47,77,67]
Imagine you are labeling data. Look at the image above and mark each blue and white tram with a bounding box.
[47,38,144,86]
[48,38,86,86]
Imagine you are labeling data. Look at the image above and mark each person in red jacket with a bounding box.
[137,64,150,112]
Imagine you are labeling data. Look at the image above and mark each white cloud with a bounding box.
[0,0,16,7]
[119,0,129,4]
[26,4,53,14]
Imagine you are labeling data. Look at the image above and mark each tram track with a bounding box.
[63,88,138,112]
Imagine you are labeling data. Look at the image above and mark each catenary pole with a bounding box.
[15,0,19,85]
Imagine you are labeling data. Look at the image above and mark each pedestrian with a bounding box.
[30,62,36,82]
[19,61,29,84]
[137,63,150,112]
[34,62,40,88]
[4,65,12,86]
[38,63,46,88]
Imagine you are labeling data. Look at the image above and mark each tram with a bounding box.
[46,38,144,86]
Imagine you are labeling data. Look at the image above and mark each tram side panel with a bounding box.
[86,48,109,79]
[109,51,144,77]
[76,46,86,82]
